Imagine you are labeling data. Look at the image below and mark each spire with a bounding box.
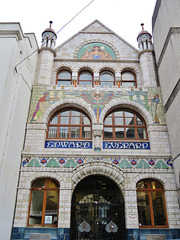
[41,21,57,49]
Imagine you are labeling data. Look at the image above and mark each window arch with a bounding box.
[121,71,136,87]
[99,71,115,87]
[78,70,93,86]
[103,109,147,140]
[56,70,72,86]
[28,178,59,227]
[137,179,168,228]
[47,108,92,139]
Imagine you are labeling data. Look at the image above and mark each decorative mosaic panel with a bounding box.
[77,42,116,60]
[28,86,166,125]
[22,157,173,169]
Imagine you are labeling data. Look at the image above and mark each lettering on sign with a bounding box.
[103,141,150,150]
[45,141,92,149]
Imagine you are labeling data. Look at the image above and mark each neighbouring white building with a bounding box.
[0,2,180,240]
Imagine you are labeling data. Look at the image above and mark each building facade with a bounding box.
[0,23,38,240]
[152,0,180,201]
[8,18,180,240]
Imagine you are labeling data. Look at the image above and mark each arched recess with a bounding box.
[70,162,126,240]
[72,162,124,193]
[99,100,153,126]
[42,99,97,125]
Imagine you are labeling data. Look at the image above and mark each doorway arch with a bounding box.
[70,175,126,240]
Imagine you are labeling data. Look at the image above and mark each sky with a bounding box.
[2,0,156,49]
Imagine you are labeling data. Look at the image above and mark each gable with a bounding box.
[55,20,138,60]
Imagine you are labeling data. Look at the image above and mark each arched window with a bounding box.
[56,70,72,86]
[47,108,92,139]
[100,71,115,87]
[104,109,147,140]
[137,179,168,228]
[78,70,93,86]
[121,71,136,87]
[28,178,59,227]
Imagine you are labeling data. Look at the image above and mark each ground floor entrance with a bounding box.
[70,175,126,240]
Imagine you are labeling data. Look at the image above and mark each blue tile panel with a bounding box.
[11,227,180,240]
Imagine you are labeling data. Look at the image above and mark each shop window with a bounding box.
[47,108,92,140]
[137,179,168,228]
[103,109,147,140]
[57,70,72,86]
[99,71,115,87]
[121,71,136,87]
[28,179,59,227]
[78,70,93,86]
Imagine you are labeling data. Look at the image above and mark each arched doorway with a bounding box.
[70,175,126,240]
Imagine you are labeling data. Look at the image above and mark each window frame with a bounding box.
[121,71,137,88]
[78,70,94,87]
[27,178,59,227]
[137,179,168,229]
[103,109,148,140]
[56,70,72,87]
[47,108,92,140]
[99,70,115,87]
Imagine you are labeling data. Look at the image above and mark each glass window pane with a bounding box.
[115,118,124,125]
[121,82,135,87]
[50,115,58,124]
[71,116,80,125]
[60,127,69,138]
[115,128,124,139]
[137,192,151,226]
[33,179,45,188]
[100,81,114,87]
[70,127,80,138]
[137,180,148,189]
[104,117,112,125]
[48,127,57,138]
[114,111,123,117]
[152,192,167,225]
[79,81,92,86]
[100,72,114,81]
[82,127,91,138]
[45,190,58,225]
[29,191,44,225]
[79,72,92,80]
[61,110,70,116]
[122,72,135,81]
[60,116,69,124]
[46,179,58,189]
[137,117,144,125]
[57,80,71,87]
[126,128,135,139]
[82,115,90,125]
[71,110,80,116]
[125,112,133,117]
[58,70,71,80]
[104,127,113,139]
[138,128,147,139]
[151,181,163,190]
[125,117,134,125]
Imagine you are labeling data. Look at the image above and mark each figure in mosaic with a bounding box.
[149,94,160,123]
[81,45,113,60]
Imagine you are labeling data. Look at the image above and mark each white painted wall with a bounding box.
[0,23,38,240]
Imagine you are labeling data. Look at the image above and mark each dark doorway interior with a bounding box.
[70,175,126,240]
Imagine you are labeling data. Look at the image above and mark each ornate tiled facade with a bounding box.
[11,20,180,240]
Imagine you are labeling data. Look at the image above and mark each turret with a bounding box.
[137,23,153,51]
[36,21,56,85]
[137,24,157,87]
[41,21,57,49]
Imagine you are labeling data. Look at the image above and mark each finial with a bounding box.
[141,23,144,31]
[49,21,53,28]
